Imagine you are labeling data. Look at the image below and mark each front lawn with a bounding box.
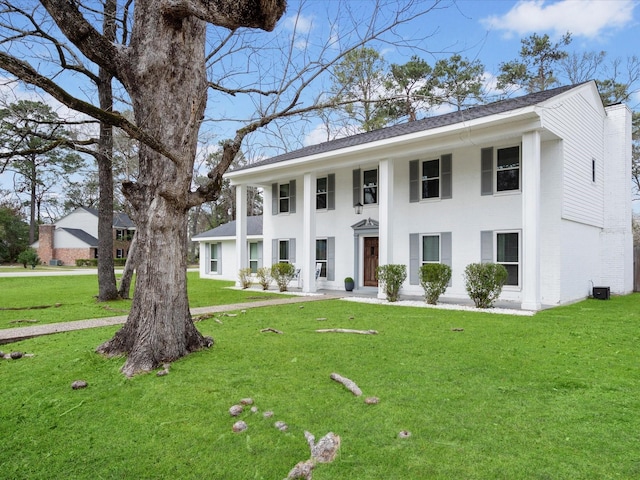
[0,294,638,479]
[0,272,285,329]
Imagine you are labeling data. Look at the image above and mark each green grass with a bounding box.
[0,272,285,329]
[1,294,639,479]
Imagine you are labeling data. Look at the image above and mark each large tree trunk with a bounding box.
[96,0,118,301]
[96,6,211,376]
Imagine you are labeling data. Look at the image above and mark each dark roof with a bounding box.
[83,207,135,228]
[193,215,263,239]
[234,83,585,171]
[60,228,98,247]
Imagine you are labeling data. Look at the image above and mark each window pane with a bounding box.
[363,169,377,204]
[422,178,439,199]
[279,183,289,198]
[423,159,439,178]
[496,147,520,192]
[497,147,519,169]
[249,260,258,274]
[249,242,258,259]
[315,239,327,261]
[279,198,289,213]
[504,265,518,286]
[497,233,518,263]
[422,235,440,262]
[316,177,327,194]
[316,193,327,209]
[210,243,218,259]
[279,241,289,262]
[497,170,519,191]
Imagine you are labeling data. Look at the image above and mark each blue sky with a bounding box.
[1,0,639,208]
[257,0,640,148]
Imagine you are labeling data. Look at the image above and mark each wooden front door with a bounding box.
[363,237,379,287]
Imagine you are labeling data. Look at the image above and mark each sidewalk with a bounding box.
[0,294,337,345]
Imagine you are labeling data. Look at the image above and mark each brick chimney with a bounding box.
[38,224,55,264]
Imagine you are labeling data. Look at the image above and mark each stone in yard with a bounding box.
[71,380,88,390]
[263,410,274,418]
[275,420,288,431]
[398,430,411,438]
[10,351,23,359]
[364,396,380,404]
[240,397,254,405]
[232,420,247,433]
[229,405,244,416]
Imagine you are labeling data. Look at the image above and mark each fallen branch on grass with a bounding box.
[285,431,342,479]
[9,319,39,324]
[316,328,377,335]
[0,303,62,311]
[330,372,362,396]
[260,328,283,334]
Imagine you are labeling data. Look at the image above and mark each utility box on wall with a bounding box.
[592,286,610,300]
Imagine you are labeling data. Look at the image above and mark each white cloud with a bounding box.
[283,13,314,35]
[481,0,636,39]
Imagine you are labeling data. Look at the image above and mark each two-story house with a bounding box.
[34,207,136,265]
[195,81,633,310]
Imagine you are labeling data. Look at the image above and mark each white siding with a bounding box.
[56,209,99,237]
[540,89,605,227]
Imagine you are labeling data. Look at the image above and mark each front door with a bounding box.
[363,237,379,287]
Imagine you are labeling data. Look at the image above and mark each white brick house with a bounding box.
[196,81,633,310]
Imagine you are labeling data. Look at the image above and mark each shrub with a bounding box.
[76,259,98,267]
[419,263,452,304]
[17,248,40,269]
[238,268,253,289]
[376,264,407,302]
[271,263,296,292]
[463,263,508,308]
[256,267,271,290]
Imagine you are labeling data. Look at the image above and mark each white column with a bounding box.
[235,183,247,288]
[302,172,317,293]
[378,158,394,299]
[521,130,541,310]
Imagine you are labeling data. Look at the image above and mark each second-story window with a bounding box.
[363,169,378,204]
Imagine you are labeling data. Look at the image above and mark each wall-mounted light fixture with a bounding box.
[355,202,363,215]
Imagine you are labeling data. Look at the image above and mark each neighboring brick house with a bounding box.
[33,207,135,265]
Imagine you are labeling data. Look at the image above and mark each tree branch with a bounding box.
[0,52,182,166]
[39,0,124,79]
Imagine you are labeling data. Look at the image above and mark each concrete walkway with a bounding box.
[0,294,337,345]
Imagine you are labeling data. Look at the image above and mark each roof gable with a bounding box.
[59,227,98,247]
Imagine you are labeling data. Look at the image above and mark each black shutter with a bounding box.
[271,183,278,215]
[327,173,335,210]
[441,154,452,199]
[481,147,493,196]
[409,160,419,203]
[352,168,361,206]
[289,180,296,213]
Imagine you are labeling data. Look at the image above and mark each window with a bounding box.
[116,249,125,259]
[316,177,327,209]
[278,240,289,263]
[272,181,296,215]
[363,169,378,204]
[410,154,451,202]
[422,159,440,199]
[210,243,219,273]
[496,146,520,192]
[249,242,259,273]
[421,235,440,264]
[496,232,519,286]
[116,229,125,240]
[316,239,327,278]
[279,183,290,213]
